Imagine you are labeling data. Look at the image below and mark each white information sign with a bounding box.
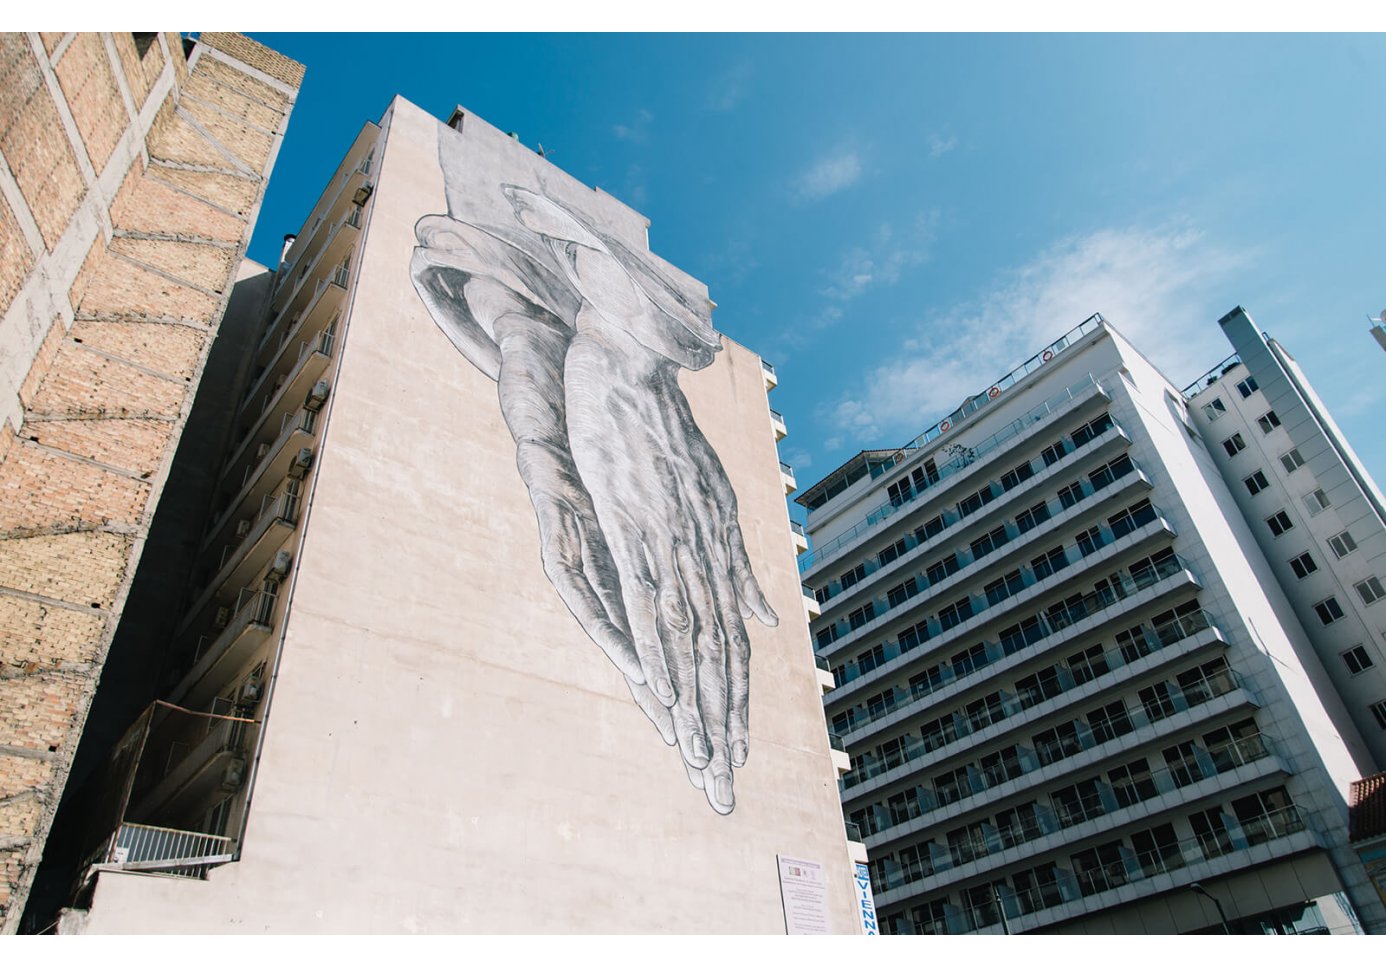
[854,862,879,935]
[777,855,831,934]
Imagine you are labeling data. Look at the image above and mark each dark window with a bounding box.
[1343,645,1375,676]
[1256,410,1281,433]
[1244,470,1270,496]
[1071,412,1114,447]
[877,537,908,567]
[1201,398,1226,421]
[840,563,867,590]
[1001,460,1036,491]
[1075,525,1104,557]
[938,596,974,631]
[916,514,945,543]
[848,603,875,630]
[1222,433,1246,457]
[1057,481,1084,509]
[1266,509,1294,537]
[1329,531,1358,558]
[887,477,914,507]
[970,525,1009,560]
[1040,440,1068,467]
[1235,376,1259,398]
[1357,577,1386,605]
[925,554,959,585]
[887,578,919,609]
[816,625,838,648]
[1031,547,1068,580]
[1288,552,1317,580]
[1314,597,1344,625]
[1016,501,1051,534]
[1279,448,1305,473]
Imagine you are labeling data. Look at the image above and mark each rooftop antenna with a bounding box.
[537,143,552,159]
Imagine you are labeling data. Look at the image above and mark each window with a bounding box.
[916,514,945,543]
[1243,470,1270,495]
[1257,410,1282,433]
[1314,597,1344,625]
[898,619,931,653]
[1067,643,1109,685]
[1056,480,1084,509]
[1222,433,1246,457]
[1031,546,1069,580]
[856,644,886,674]
[813,585,831,605]
[887,578,919,609]
[1039,440,1068,467]
[925,554,959,586]
[1356,576,1385,606]
[1343,645,1375,676]
[886,477,914,507]
[1329,530,1358,559]
[1303,488,1331,515]
[848,603,875,630]
[1016,501,1051,534]
[1266,509,1294,537]
[1235,376,1259,398]
[1071,412,1114,447]
[877,537,908,567]
[1372,700,1386,730]
[970,525,1009,560]
[1075,525,1104,557]
[1201,398,1227,421]
[839,563,866,590]
[983,569,1024,606]
[1288,552,1318,580]
[1016,666,1064,708]
[1089,454,1134,490]
[1279,448,1305,474]
[1001,460,1036,492]
[938,596,974,631]
[958,484,996,518]
[815,625,838,649]
[1109,499,1155,539]
[1108,758,1156,809]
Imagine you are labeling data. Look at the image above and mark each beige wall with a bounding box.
[75,97,861,933]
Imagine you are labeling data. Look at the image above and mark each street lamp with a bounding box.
[1191,882,1231,934]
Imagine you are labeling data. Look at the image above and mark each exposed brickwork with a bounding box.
[38,34,66,56]
[147,166,260,218]
[0,192,34,318]
[0,593,105,672]
[189,54,295,114]
[110,164,244,241]
[51,34,125,175]
[0,33,301,931]
[198,33,305,89]
[0,34,85,251]
[68,319,207,382]
[71,249,220,322]
[109,236,237,294]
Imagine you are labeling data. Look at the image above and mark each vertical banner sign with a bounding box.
[854,862,878,935]
[777,855,831,934]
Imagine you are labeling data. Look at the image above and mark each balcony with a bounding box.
[780,460,797,495]
[822,519,1185,707]
[845,820,868,864]
[921,804,1316,935]
[802,394,1120,580]
[250,267,344,386]
[815,653,836,694]
[197,485,301,603]
[770,408,788,441]
[265,217,357,348]
[129,716,253,822]
[867,730,1285,892]
[829,731,851,774]
[838,604,1226,748]
[791,518,809,555]
[88,824,236,880]
[762,358,778,390]
[271,155,371,315]
[170,588,278,710]
[801,372,1109,572]
[811,464,1150,655]
[842,660,1256,818]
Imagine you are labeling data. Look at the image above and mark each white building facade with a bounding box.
[799,314,1385,934]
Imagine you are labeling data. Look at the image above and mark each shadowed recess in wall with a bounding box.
[409,136,777,816]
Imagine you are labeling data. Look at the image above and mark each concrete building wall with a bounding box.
[0,32,301,933]
[66,98,862,933]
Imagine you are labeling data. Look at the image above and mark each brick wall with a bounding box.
[0,32,301,933]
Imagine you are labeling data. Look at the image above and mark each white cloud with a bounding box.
[929,133,957,158]
[821,221,1250,444]
[706,63,752,111]
[791,149,863,202]
[613,108,653,143]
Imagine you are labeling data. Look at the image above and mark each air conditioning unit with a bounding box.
[255,442,271,461]
[287,447,313,480]
[238,680,262,706]
[268,550,293,579]
[304,379,330,412]
[214,606,232,628]
[220,758,246,791]
[235,519,252,539]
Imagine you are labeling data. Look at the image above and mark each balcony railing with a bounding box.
[813,478,1151,651]
[1182,352,1242,399]
[801,377,1109,575]
[860,730,1275,877]
[192,587,277,668]
[824,529,1185,697]
[835,604,1220,739]
[844,661,1248,818]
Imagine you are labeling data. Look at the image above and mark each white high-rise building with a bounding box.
[798,313,1385,934]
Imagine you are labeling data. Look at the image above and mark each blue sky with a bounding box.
[244,33,1386,513]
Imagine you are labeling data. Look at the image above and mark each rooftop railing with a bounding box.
[1182,352,1242,399]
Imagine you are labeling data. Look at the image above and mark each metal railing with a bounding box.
[1182,353,1242,399]
[780,461,795,476]
[843,659,1246,811]
[192,588,277,667]
[834,604,1219,738]
[217,488,301,572]
[800,376,1108,574]
[101,823,236,878]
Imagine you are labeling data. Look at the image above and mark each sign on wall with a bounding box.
[777,855,831,934]
[855,862,879,935]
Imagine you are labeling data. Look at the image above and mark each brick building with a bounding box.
[0,31,302,933]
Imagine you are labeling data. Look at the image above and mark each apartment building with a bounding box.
[798,314,1385,934]
[43,96,863,933]
[0,32,301,933]
[1185,308,1386,766]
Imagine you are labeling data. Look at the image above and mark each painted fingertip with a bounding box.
[712,775,735,814]
[731,740,748,767]
[689,732,712,769]
[653,675,676,705]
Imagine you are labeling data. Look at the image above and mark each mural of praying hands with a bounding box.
[411,165,776,814]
